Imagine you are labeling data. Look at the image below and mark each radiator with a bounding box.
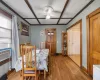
[0,49,11,62]
[0,48,11,78]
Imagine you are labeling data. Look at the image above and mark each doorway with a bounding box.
[45,28,56,55]
[87,8,100,76]
[67,20,82,67]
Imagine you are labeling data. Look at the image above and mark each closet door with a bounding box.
[72,24,80,55]
[67,20,82,67]
[67,29,73,56]
[67,23,81,56]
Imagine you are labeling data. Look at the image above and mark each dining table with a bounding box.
[15,49,49,79]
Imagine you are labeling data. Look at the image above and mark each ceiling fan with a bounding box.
[35,0,61,19]
[43,6,55,19]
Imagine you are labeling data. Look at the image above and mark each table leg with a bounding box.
[44,70,46,80]
[20,70,22,76]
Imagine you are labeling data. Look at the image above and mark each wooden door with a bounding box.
[89,13,100,75]
[67,29,73,56]
[45,28,56,54]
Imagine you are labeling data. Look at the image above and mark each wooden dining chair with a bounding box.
[21,45,38,80]
[26,43,31,45]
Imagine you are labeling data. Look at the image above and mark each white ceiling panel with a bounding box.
[29,0,66,18]
[39,19,58,24]
[3,0,35,18]
[59,19,71,24]
[26,19,39,24]
[2,0,93,24]
[62,0,91,18]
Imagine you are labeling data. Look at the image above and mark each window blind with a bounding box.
[0,8,12,49]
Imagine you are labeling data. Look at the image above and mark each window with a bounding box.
[0,9,12,49]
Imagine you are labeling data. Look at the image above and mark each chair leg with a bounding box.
[35,76,36,80]
[22,72,24,80]
[38,70,40,80]
[36,76,38,80]
[22,76,24,80]
[35,72,37,80]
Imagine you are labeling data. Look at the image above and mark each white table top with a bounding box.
[93,65,100,70]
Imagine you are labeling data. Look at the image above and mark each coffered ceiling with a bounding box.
[0,0,94,25]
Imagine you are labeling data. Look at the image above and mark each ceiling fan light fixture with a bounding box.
[46,15,51,19]
[48,9,52,14]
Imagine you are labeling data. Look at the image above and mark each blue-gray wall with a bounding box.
[65,0,100,68]
[30,25,66,53]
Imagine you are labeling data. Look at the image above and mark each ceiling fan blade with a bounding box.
[48,0,54,6]
[34,6,44,11]
[53,10,61,13]
[51,11,61,16]
[38,12,47,15]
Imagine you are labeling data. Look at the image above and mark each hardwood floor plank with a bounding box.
[8,55,92,80]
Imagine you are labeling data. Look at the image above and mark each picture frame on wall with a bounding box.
[21,22,29,36]
[40,30,45,36]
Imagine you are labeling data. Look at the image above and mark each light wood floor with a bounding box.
[8,55,92,80]
[69,55,80,66]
